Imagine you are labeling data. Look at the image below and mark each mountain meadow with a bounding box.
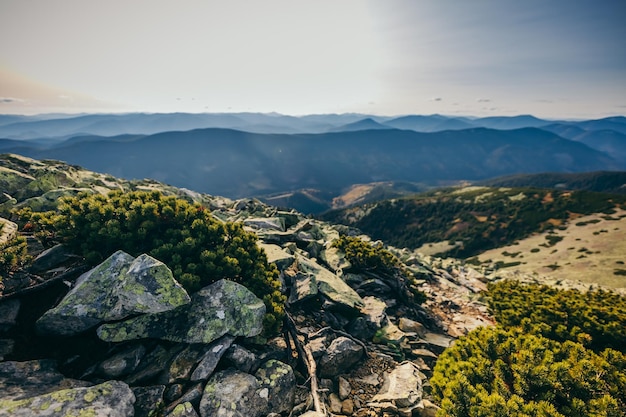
[1,113,626,417]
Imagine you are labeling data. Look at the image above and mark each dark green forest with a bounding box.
[321,187,626,258]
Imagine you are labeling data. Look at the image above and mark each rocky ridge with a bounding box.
[0,155,497,416]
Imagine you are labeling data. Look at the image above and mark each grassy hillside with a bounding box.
[321,186,626,259]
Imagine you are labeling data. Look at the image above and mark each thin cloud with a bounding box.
[430,97,443,102]
[0,97,25,103]
[476,98,491,103]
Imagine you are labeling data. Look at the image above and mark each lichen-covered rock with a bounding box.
[318,336,364,378]
[167,401,199,417]
[254,360,295,415]
[36,250,191,336]
[191,335,235,381]
[295,256,364,312]
[125,344,184,385]
[166,382,203,414]
[97,279,265,344]
[199,369,268,417]
[0,359,90,401]
[162,345,206,384]
[98,344,146,378]
[133,385,165,417]
[0,380,135,417]
[223,343,259,374]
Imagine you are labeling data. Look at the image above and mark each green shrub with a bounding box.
[0,234,30,289]
[332,235,426,304]
[487,280,626,352]
[431,326,626,417]
[26,190,286,335]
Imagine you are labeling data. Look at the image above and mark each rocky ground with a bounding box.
[8,154,613,416]
[0,191,498,417]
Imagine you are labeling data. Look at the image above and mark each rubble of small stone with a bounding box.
[0,155,497,416]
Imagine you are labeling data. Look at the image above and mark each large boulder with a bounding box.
[97,279,265,344]
[0,380,135,417]
[36,251,191,336]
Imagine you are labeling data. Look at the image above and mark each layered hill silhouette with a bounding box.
[0,127,620,203]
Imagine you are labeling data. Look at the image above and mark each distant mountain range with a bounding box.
[1,112,625,213]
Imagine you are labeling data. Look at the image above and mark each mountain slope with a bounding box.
[320,186,626,260]
[2,127,621,202]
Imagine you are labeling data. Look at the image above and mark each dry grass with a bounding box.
[476,209,626,289]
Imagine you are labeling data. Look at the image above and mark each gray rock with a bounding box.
[258,243,295,271]
[166,382,204,414]
[0,299,20,332]
[165,384,184,402]
[125,344,184,385]
[361,296,388,330]
[398,317,426,336]
[29,244,75,273]
[0,380,135,417]
[199,369,268,417]
[338,376,351,400]
[243,217,285,232]
[318,336,364,378]
[296,256,364,312]
[223,343,259,374]
[37,251,191,336]
[369,361,423,411]
[191,335,235,381]
[319,245,351,273]
[287,269,318,304]
[98,279,265,344]
[329,393,342,414]
[254,360,295,415]
[98,344,146,378]
[167,401,199,417]
[133,385,165,417]
[162,345,206,384]
[0,359,90,401]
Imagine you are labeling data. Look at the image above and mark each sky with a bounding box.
[0,0,625,118]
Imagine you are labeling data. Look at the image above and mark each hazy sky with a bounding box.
[1,0,624,118]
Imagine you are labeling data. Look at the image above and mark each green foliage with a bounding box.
[332,235,426,304]
[333,235,398,273]
[321,188,626,258]
[431,326,626,417]
[487,280,626,352]
[0,234,30,287]
[26,190,285,335]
